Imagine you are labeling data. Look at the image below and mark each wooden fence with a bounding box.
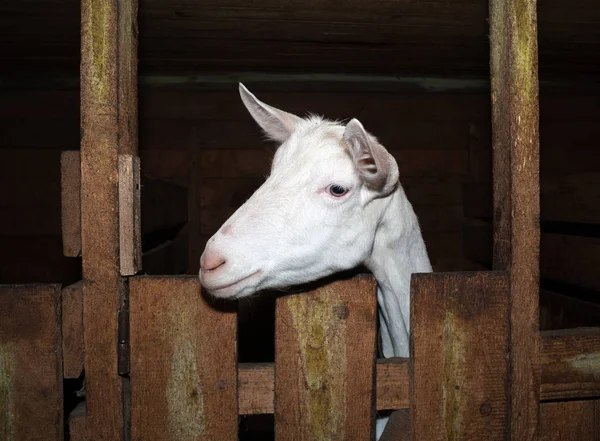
[1,0,600,440]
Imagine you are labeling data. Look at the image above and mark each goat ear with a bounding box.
[343,118,399,195]
[239,83,303,143]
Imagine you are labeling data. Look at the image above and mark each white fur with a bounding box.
[199,84,433,438]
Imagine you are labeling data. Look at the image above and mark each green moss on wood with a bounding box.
[166,308,206,439]
[442,309,467,441]
[288,291,347,440]
[0,345,15,441]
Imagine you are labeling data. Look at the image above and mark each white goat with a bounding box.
[199,84,433,438]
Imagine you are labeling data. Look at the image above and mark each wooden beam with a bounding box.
[489,0,541,439]
[0,284,63,441]
[80,0,138,439]
[540,328,600,401]
[275,276,377,440]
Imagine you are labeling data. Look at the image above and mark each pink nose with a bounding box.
[200,249,226,272]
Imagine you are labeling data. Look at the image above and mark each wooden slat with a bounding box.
[275,276,377,440]
[489,0,542,433]
[118,154,142,275]
[129,276,237,440]
[0,284,63,441]
[61,150,81,257]
[540,400,600,441]
[410,272,510,441]
[80,0,138,438]
[540,328,600,401]
[62,281,84,379]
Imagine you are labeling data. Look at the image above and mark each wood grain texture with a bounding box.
[410,272,510,441]
[129,276,237,441]
[540,400,600,441]
[275,276,377,441]
[238,358,408,415]
[62,281,84,379]
[489,3,541,436]
[80,0,137,439]
[61,150,81,257]
[0,284,63,441]
[118,154,142,275]
[540,328,600,401]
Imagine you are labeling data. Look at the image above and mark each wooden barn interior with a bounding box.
[1,1,599,438]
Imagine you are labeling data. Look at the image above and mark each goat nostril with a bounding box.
[201,250,227,272]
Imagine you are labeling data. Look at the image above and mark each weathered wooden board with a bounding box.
[130,276,237,441]
[61,150,81,257]
[411,272,510,441]
[540,328,600,401]
[80,0,138,438]
[0,284,63,441]
[540,400,600,441]
[275,276,378,440]
[118,154,142,275]
[62,281,84,379]
[489,0,541,435]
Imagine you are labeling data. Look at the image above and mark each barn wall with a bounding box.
[0,85,598,292]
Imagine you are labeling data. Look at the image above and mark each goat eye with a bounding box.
[328,184,349,197]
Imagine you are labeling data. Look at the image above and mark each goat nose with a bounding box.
[201,249,226,271]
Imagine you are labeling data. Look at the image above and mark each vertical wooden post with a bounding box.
[275,276,377,441]
[489,0,541,440]
[80,0,138,439]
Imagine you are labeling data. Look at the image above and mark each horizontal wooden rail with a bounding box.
[238,328,600,415]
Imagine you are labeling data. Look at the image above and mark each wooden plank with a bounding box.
[197,149,467,179]
[62,281,84,379]
[139,149,189,188]
[0,284,63,441]
[140,91,490,122]
[61,150,81,257]
[142,230,189,275]
[80,0,138,438]
[540,400,600,441]
[238,359,409,415]
[410,272,510,441]
[118,154,142,275]
[464,175,600,224]
[540,290,600,330]
[0,236,81,285]
[463,221,600,291]
[480,3,541,428]
[129,276,237,440]
[275,276,377,440]
[540,328,600,401]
